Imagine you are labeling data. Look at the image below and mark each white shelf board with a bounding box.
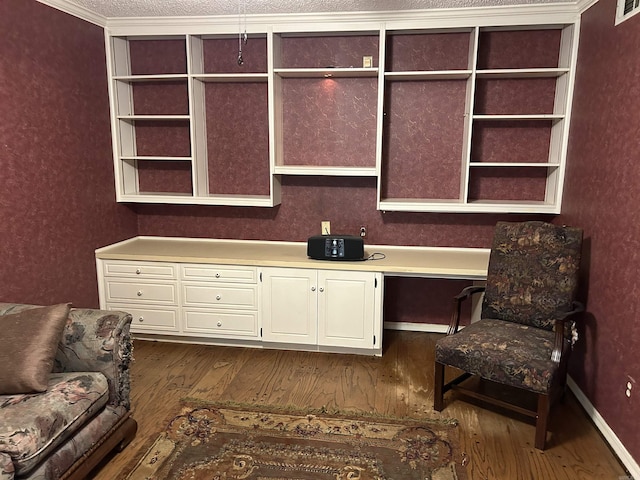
[469,162,560,168]
[193,73,269,83]
[473,114,564,121]
[113,74,188,81]
[274,67,379,78]
[121,156,193,161]
[273,165,378,176]
[475,68,569,78]
[378,198,558,214]
[118,193,276,207]
[117,115,190,121]
[385,70,472,80]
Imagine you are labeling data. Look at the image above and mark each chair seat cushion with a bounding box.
[435,318,559,394]
[0,371,109,476]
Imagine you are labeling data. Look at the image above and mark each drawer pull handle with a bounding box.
[319,287,324,292]
[136,269,141,274]
[138,316,144,322]
[217,321,222,327]
[311,286,316,292]
[137,290,143,296]
[216,295,221,300]
[215,273,220,278]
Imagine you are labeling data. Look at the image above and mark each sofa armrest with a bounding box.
[55,308,134,409]
[0,303,134,409]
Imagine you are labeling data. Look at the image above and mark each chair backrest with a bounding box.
[481,221,583,331]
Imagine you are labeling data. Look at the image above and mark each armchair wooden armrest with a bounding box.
[448,285,486,335]
[551,301,585,363]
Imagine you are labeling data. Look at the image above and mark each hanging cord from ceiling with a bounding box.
[237,0,247,66]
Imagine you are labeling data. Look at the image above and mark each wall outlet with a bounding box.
[626,375,635,398]
[321,221,331,235]
[360,226,367,238]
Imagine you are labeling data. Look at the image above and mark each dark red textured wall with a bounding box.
[560,0,640,463]
[0,0,137,308]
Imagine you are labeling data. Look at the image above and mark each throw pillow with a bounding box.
[0,303,72,394]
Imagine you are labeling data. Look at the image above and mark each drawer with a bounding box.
[103,261,176,279]
[183,310,258,337]
[181,264,256,283]
[182,283,257,309]
[106,280,178,305]
[107,304,179,332]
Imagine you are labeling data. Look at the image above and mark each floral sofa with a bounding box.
[0,303,137,479]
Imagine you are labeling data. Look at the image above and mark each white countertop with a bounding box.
[96,236,490,279]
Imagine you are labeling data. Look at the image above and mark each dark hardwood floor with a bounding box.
[92,330,628,479]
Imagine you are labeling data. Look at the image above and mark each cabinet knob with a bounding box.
[311,286,316,292]
[138,316,144,322]
[215,273,220,278]
[217,321,222,327]
[319,287,324,292]
[137,290,143,296]
[135,268,141,274]
[216,295,221,300]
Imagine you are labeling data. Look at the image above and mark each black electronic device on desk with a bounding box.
[307,235,365,261]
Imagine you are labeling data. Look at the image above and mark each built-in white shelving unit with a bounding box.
[105,6,580,213]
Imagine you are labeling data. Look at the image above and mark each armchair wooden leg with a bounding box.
[535,394,550,450]
[434,361,445,411]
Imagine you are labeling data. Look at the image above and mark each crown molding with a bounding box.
[36,0,592,33]
[576,0,600,13]
[104,3,583,36]
[37,0,107,27]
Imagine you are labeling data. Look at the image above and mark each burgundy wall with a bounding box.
[0,0,137,308]
[560,0,640,463]
[4,0,635,465]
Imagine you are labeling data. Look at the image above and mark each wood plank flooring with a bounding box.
[92,330,628,479]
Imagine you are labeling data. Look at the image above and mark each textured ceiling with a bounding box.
[64,0,563,18]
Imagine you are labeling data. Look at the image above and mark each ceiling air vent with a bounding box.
[616,0,640,24]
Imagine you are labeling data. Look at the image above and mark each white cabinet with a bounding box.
[261,267,383,353]
[97,260,260,339]
[261,268,317,345]
[100,260,180,334]
[180,264,259,339]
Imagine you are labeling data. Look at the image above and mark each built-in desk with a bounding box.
[96,237,490,355]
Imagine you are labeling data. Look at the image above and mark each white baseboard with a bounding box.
[567,376,639,479]
[384,321,449,333]
[384,323,639,478]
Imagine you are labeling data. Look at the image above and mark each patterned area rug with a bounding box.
[125,401,467,479]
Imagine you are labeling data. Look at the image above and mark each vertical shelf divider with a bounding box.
[188,35,208,198]
[375,24,387,210]
[107,35,139,197]
[267,29,282,206]
[461,26,480,205]
[545,22,579,206]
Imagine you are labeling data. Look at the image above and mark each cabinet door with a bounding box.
[261,268,317,345]
[317,271,381,350]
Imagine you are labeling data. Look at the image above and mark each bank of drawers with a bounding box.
[104,261,178,334]
[181,264,258,337]
[101,260,258,338]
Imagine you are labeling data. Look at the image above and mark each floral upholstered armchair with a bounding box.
[0,303,137,479]
[433,221,583,450]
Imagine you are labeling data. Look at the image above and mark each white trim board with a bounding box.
[567,376,640,479]
[384,322,450,333]
[37,0,599,31]
[37,0,107,27]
